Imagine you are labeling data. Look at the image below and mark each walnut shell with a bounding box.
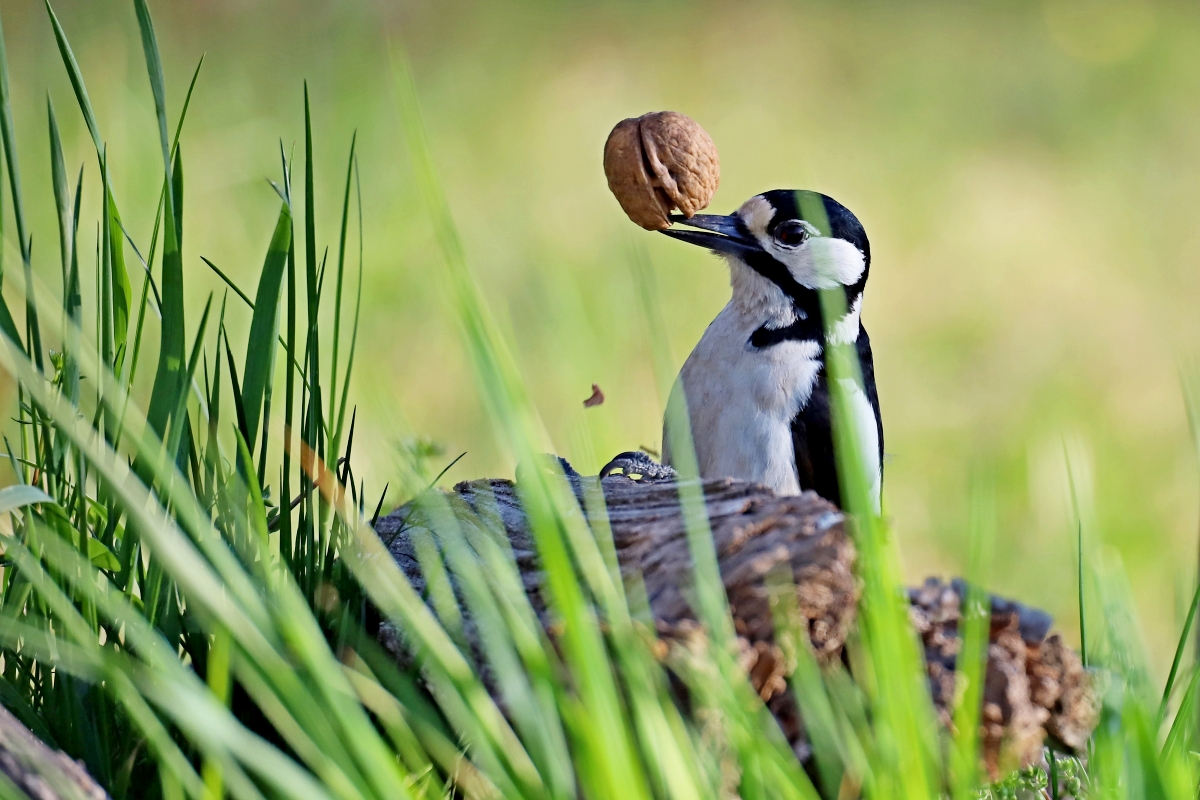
[603,111,720,230]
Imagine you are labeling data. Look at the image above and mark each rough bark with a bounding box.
[0,705,108,799]
[910,577,1096,778]
[378,472,1098,775]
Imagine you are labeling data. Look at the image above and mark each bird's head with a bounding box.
[661,189,870,313]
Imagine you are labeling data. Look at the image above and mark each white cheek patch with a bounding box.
[773,236,866,290]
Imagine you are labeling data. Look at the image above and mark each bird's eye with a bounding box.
[774,220,809,247]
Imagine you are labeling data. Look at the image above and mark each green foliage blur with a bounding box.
[1,0,1197,674]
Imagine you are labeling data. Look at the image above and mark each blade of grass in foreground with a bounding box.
[46,0,145,372]
[951,473,994,799]
[630,240,818,799]
[134,0,186,439]
[0,282,423,799]
[241,202,292,453]
[0,6,42,372]
[628,242,732,643]
[327,133,358,466]
[800,190,940,799]
[768,562,854,798]
[393,46,658,800]
[5,532,322,800]
[1180,365,1200,731]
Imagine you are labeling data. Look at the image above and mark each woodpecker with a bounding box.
[602,190,882,511]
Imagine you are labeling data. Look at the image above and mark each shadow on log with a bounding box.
[377,472,1098,778]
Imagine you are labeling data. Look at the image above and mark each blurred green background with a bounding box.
[1,0,1197,672]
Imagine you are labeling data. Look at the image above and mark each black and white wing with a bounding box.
[790,327,883,510]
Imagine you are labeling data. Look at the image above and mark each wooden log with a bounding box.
[377,472,1098,776]
[0,705,108,799]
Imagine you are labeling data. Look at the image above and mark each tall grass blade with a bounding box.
[46,99,81,410]
[0,7,39,367]
[241,203,292,451]
[134,0,186,438]
[0,484,53,513]
[44,1,132,370]
[393,46,655,800]
[45,1,100,154]
[951,474,994,799]
[327,133,356,460]
[333,157,363,473]
[1159,578,1200,727]
[801,190,939,798]
[629,243,733,641]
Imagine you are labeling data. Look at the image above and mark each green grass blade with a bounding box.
[768,565,848,797]
[327,133,356,458]
[951,474,995,799]
[394,47,661,800]
[104,164,131,371]
[222,327,251,448]
[47,100,81,409]
[2,534,209,799]
[0,302,401,799]
[99,155,114,368]
[303,85,318,335]
[172,147,184,248]
[134,0,186,438]
[0,4,40,367]
[333,156,363,468]
[0,484,54,513]
[802,190,940,798]
[1159,578,1200,727]
[201,255,310,391]
[47,98,72,293]
[19,532,341,800]
[302,87,321,429]
[43,2,133,372]
[629,242,732,641]
[0,7,29,269]
[132,0,171,175]
[338,508,546,799]
[166,293,212,460]
[241,202,293,451]
[44,1,101,155]
[281,151,297,570]
[171,56,204,154]
[201,255,254,307]
[420,496,576,797]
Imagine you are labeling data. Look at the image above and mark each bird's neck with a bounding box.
[727,255,798,325]
[728,255,863,346]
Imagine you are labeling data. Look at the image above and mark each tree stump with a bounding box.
[377,472,1097,776]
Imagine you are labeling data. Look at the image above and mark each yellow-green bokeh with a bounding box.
[2,0,1198,673]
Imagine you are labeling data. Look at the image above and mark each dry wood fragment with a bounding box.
[0,705,109,799]
[377,472,1097,777]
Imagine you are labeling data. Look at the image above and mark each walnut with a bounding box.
[603,111,720,230]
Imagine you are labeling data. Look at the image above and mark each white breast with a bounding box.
[663,301,821,496]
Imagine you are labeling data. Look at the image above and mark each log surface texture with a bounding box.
[377,472,1097,774]
[0,705,108,799]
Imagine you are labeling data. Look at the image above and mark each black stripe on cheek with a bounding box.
[744,249,808,301]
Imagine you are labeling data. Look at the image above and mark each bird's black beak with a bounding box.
[660,214,762,258]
